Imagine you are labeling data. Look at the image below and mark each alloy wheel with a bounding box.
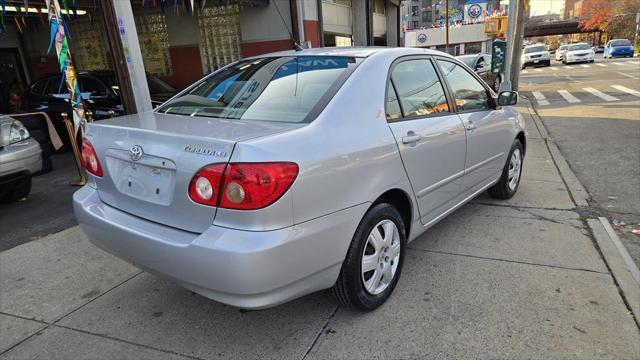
[508,148,522,191]
[361,219,401,295]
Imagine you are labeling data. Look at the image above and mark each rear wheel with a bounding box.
[332,203,405,311]
[488,139,523,200]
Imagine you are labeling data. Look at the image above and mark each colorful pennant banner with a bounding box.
[45,0,86,136]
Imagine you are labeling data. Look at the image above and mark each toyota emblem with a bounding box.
[130,145,143,161]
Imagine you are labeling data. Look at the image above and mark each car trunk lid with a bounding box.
[86,111,303,233]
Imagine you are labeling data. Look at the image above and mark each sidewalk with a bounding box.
[1,101,639,359]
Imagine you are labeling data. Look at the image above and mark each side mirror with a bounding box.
[497,91,518,106]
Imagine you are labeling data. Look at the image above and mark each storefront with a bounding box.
[1,0,400,114]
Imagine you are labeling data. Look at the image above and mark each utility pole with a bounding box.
[499,0,525,91]
[445,0,450,54]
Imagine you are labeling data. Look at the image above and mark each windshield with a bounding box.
[524,45,546,54]
[610,39,631,47]
[457,56,476,67]
[157,56,359,123]
[559,45,568,51]
[568,43,590,51]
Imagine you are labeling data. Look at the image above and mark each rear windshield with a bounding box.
[568,43,590,51]
[610,39,631,47]
[157,56,360,123]
[524,45,546,54]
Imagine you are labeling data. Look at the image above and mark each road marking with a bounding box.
[611,85,640,97]
[534,69,543,72]
[583,87,619,102]
[595,63,607,67]
[521,70,529,74]
[532,91,549,106]
[580,64,591,68]
[549,67,559,71]
[558,90,581,103]
[617,71,640,80]
[611,62,624,66]
[564,66,574,69]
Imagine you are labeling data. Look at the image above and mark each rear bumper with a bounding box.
[73,186,367,309]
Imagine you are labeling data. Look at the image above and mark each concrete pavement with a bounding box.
[519,55,640,271]
[1,102,639,359]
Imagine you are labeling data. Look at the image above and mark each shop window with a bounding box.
[373,0,386,45]
[134,13,172,76]
[324,34,352,47]
[69,21,110,71]
[465,42,482,54]
[198,4,242,73]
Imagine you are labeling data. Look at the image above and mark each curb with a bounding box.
[588,218,640,326]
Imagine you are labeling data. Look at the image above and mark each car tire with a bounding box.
[488,139,523,200]
[1,176,32,202]
[332,203,406,311]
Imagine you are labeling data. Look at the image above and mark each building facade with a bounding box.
[0,0,400,110]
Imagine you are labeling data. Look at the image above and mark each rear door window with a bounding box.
[158,56,361,123]
[437,60,489,112]
[389,59,449,119]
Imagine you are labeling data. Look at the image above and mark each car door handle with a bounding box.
[465,121,477,131]
[401,134,422,144]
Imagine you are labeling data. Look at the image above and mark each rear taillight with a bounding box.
[188,164,226,206]
[188,162,298,210]
[81,139,103,177]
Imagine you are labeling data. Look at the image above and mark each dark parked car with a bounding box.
[23,70,177,152]
[457,53,502,91]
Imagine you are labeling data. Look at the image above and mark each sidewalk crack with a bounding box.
[300,305,340,360]
[407,247,608,275]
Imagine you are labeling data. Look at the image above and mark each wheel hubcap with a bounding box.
[361,219,401,295]
[508,148,522,191]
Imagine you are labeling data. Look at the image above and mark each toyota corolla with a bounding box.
[73,47,526,311]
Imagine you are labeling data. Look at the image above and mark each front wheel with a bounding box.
[488,139,523,200]
[332,203,406,311]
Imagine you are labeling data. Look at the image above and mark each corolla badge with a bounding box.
[184,145,227,157]
[130,145,144,161]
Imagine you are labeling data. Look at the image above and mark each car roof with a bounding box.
[246,46,456,59]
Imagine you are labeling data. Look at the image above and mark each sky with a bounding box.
[527,0,566,16]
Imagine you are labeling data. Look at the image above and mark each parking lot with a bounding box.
[1,100,638,359]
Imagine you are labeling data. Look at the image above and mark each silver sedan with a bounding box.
[74,47,525,311]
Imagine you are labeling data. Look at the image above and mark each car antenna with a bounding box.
[272,0,304,51]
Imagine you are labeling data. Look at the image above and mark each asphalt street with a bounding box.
[0,153,78,252]
[519,54,640,268]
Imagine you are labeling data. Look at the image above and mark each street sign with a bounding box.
[491,39,507,74]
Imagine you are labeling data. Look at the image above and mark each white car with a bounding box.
[521,44,551,69]
[555,45,568,61]
[563,43,595,64]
